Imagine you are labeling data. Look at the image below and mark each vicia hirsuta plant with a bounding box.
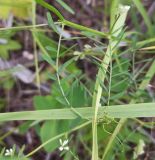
[0,0,155,160]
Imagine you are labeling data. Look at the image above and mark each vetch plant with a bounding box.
[0,0,155,160]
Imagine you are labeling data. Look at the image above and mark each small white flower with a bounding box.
[59,139,69,151]
[5,148,13,156]
[84,44,92,49]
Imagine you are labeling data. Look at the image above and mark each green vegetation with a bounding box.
[0,0,155,159]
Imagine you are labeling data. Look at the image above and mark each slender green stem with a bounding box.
[35,0,64,20]
[55,24,88,119]
[32,1,41,91]
[62,20,108,37]
[0,24,47,32]
[91,5,130,160]
[69,150,79,160]
[107,45,112,106]
[0,128,17,141]
[56,24,71,106]
[25,121,91,158]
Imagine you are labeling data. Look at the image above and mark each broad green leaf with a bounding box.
[34,95,70,152]
[18,121,33,134]
[40,120,58,152]
[52,79,70,98]
[69,81,87,107]
[34,95,61,110]
[40,120,69,152]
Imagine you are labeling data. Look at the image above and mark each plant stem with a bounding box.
[56,24,71,106]
[91,5,130,160]
[32,1,41,92]
[35,0,108,38]
[26,121,91,158]
[62,20,107,37]
[0,24,47,31]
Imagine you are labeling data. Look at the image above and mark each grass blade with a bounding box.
[35,0,64,20]
[132,0,153,35]
[0,103,155,121]
[56,0,75,15]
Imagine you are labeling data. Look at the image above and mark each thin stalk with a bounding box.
[107,45,112,106]
[35,0,64,20]
[55,25,87,119]
[0,128,17,141]
[62,20,107,38]
[56,24,70,106]
[26,121,91,158]
[32,1,41,91]
[69,150,79,160]
[0,24,48,32]
[91,5,130,160]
